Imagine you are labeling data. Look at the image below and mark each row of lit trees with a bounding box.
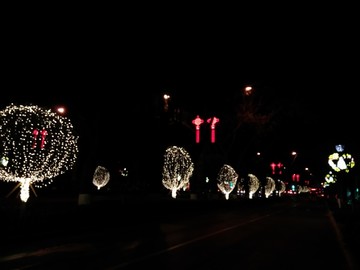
[158,86,316,196]
[161,145,298,200]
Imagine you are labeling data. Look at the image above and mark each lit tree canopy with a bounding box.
[277,179,286,196]
[264,176,276,198]
[217,164,238,200]
[93,165,110,190]
[162,145,194,199]
[248,173,260,199]
[0,104,79,202]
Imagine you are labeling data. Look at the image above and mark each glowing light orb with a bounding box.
[0,104,79,202]
[162,145,194,199]
[217,164,238,200]
[93,166,110,190]
[328,152,355,173]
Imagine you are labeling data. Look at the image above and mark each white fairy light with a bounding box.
[217,164,238,200]
[93,165,110,190]
[162,145,194,199]
[0,104,78,202]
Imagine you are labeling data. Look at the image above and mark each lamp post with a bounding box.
[163,94,170,112]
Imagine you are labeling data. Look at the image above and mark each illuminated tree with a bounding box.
[276,179,286,197]
[217,164,238,200]
[0,104,78,202]
[162,145,194,198]
[248,174,260,199]
[264,176,276,198]
[93,165,110,190]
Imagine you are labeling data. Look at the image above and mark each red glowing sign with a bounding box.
[292,174,300,182]
[207,117,220,143]
[192,115,204,143]
[270,162,283,174]
[192,115,220,143]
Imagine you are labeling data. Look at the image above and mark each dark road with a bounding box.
[0,196,358,270]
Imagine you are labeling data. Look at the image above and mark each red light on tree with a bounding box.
[192,115,204,143]
[207,116,219,143]
[32,129,48,149]
[40,129,48,149]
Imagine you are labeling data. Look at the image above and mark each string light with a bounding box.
[162,146,194,199]
[248,174,260,199]
[0,104,79,202]
[217,164,238,200]
[264,176,275,198]
[93,166,110,190]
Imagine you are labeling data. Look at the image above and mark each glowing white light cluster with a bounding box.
[248,174,260,199]
[264,176,275,198]
[0,104,78,202]
[325,171,337,184]
[217,164,238,200]
[93,166,110,190]
[277,179,286,196]
[328,152,355,172]
[162,145,194,199]
[297,185,310,193]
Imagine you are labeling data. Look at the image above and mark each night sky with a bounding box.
[2,10,359,188]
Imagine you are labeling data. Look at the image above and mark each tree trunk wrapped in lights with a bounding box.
[92,165,110,190]
[162,146,194,199]
[0,104,78,202]
[217,164,238,200]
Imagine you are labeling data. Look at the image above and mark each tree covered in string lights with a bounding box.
[217,164,238,200]
[264,176,276,198]
[0,104,78,202]
[92,165,110,190]
[248,174,260,199]
[162,145,194,199]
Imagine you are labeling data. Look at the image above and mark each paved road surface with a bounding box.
[0,195,359,269]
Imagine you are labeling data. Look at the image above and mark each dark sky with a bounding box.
[2,9,359,184]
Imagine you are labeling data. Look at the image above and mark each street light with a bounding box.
[244,86,253,96]
[163,94,170,112]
